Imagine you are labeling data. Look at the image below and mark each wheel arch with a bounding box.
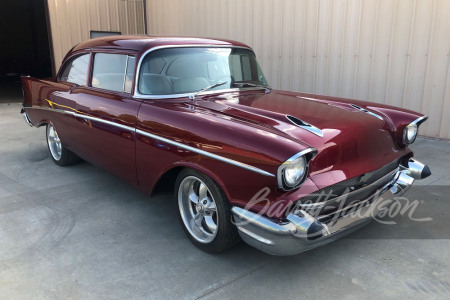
[150,162,231,202]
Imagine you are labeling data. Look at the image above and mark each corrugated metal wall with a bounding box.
[146,0,450,139]
[47,0,146,71]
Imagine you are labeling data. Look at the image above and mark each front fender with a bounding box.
[368,105,426,147]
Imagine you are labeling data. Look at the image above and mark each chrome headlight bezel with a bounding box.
[277,148,317,191]
[402,116,428,145]
[403,123,418,144]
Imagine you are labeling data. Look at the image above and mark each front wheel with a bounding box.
[175,169,240,253]
[46,123,81,166]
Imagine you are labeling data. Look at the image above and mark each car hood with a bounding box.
[200,90,410,185]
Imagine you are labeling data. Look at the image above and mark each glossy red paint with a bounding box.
[21,36,426,220]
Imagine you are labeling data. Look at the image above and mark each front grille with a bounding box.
[295,158,401,224]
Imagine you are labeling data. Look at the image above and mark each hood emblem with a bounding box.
[349,104,383,120]
[286,115,323,137]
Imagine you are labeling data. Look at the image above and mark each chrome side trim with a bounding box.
[349,104,384,120]
[27,105,274,177]
[74,112,135,132]
[136,129,275,177]
[133,44,260,100]
[285,115,323,137]
[26,106,136,132]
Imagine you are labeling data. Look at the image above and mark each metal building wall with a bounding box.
[146,0,450,139]
[47,0,146,71]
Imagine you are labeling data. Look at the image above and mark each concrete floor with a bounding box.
[1,102,449,299]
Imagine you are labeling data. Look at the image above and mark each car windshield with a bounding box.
[138,47,269,96]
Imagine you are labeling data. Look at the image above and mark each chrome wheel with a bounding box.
[47,124,62,161]
[178,176,218,243]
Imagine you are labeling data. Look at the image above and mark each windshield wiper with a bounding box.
[189,81,228,100]
[232,82,272,93]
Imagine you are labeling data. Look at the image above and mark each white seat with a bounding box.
[139,73,172,95]
[173,77,209,94]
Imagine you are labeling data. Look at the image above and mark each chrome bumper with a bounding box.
[232,158,430,256]
[20,108,34,127]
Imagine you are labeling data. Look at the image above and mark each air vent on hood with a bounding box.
[286,115,323,137]
[349,104,383,120]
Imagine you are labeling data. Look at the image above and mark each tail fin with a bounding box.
[21,76,33,107]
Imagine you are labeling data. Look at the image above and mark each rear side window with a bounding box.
[60,54,90,85]
[91,53,135,93]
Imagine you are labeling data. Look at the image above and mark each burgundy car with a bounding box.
[21,36,431,255]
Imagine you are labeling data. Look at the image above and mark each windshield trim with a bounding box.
[133,44,267,99]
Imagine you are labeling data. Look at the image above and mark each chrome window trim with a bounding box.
[91,52,135,94]
[122,54,129,92]
[26,106,274,177]
[58,52,91,86]
[133,44,266,99]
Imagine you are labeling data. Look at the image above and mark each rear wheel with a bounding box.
[175,169,239,253]
[46,123,81,166]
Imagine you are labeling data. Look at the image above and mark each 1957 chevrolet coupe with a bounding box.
[21,36,431,255]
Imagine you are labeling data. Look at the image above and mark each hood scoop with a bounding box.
[286,115,323,137]
[349,104,383,120]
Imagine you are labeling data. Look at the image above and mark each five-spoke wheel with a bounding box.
[175,169,239,253]
[47,124,62,161]
[46,123,81,166]
[178,176,219,243]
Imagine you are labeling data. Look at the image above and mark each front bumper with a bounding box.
[232,158,430,256]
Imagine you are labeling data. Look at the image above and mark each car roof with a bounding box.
[71,35,252,54]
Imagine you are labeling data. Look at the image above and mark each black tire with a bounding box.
[46,123,81,166]
[175,168,240,253]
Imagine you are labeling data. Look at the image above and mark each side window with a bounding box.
[60,54,90,85]
[91,53,135,93]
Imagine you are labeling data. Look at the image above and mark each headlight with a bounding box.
[402,116,428,145]
[284,156,306,186]
[277,148,317,191]
[403,123,418,144]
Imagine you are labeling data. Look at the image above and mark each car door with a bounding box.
[68,52,142,186]
[47,52,91,154]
